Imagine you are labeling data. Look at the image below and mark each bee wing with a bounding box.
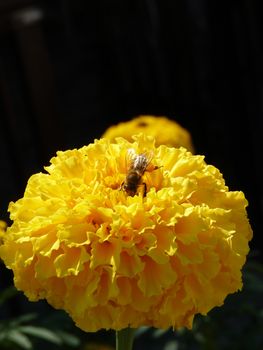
[141,150,154,165]
[134,150,154,171]
[126,148,138,169]
[126,148,154,171]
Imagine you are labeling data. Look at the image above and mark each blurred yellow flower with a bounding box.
[102,115,194,152]
[0,135,252,332]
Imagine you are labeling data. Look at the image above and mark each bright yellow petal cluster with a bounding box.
[102,115,195,152]
[0,135,252,332]
[0,221,7,244]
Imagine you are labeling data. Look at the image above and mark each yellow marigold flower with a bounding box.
[102,115,194,152]
[0,220,7,244]
[0,135,252,332]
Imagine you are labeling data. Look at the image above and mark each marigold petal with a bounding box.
[138,256,177,297]
[54,247,90,277]
[118,250,144,277]
[90,239,121,270]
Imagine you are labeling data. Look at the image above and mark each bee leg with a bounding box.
[120,182,124,191]
[142,182,147,197]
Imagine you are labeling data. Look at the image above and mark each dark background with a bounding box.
[0,0,262,253]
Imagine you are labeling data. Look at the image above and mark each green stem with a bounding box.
[116,327,136,350]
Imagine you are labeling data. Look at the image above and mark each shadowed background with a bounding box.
[0,2,262,347]
[1,0,262,250]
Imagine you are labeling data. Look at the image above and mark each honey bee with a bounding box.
[121,148,159,196]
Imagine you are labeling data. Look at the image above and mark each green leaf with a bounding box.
[0,327,7,341]
[7,330,32,350]
[55,330,80,347]
[164,341,179,350]
[18,326,62,345]
[153,328,169,338]
[135,326,150,337]
[9,314,37,327]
